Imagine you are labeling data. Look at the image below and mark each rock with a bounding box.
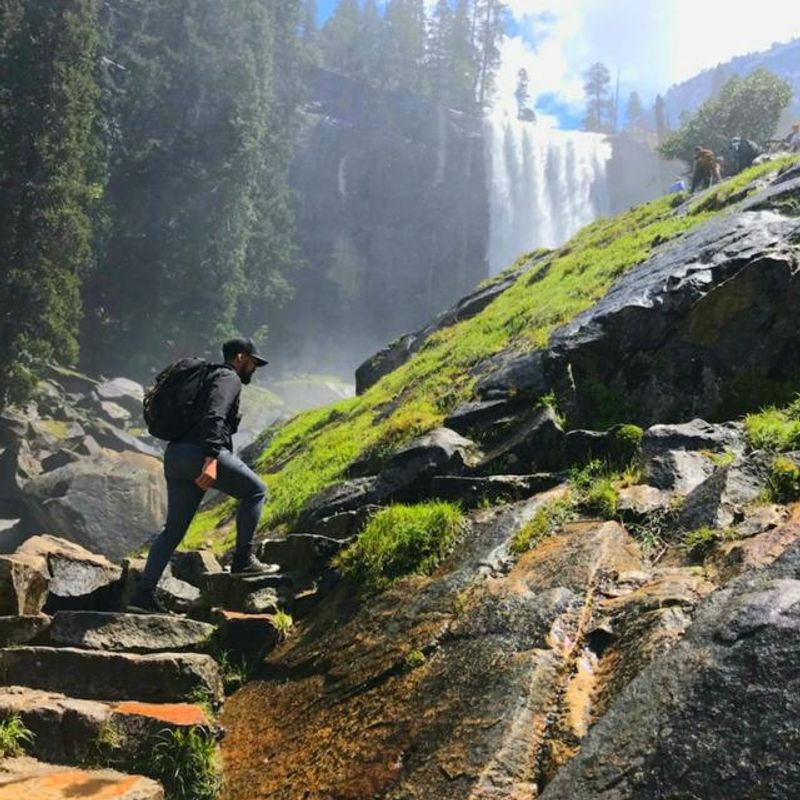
[41,364,99,395]
[0,517,26,554]
[616,484,673,517]
[0,647,224,705]
[201,572,290,614]
[212,609,283,662]
[371,428,479,502]
[257,533,344,577]
[678,454,769,530]
[0,439,42,501]
[95,377,145,416]
[0,757,163,800]
[707,523,800,583]
[0,614,51,646]
[98,401,131,425]
[428,474,561,508]
[733,502,790,538]
[155,572,202,614]
[477,406,564,474]
[170,549,223,586]
[444,398,519,437]
[48,611,215,653]
[40,448,82,472]
[18,535,122,611]
[22,452,166,561]
[538,541,800,800]
[73,435,102,457]
[0,686,214,768]
[310,505,378,540]
[85,419,161,457]
[298,477,380,530]
[0,552,50,615]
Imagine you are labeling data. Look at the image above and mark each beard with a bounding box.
[241,371,253,385]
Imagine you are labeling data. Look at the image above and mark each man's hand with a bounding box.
[195,457,218,490]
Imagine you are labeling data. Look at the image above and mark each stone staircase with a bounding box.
[0,531,348,799]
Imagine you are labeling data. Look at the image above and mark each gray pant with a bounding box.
[136,442,266,595]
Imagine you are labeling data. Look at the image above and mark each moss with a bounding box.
[569,459,622,519]
[744,397,800,452]
[40,419,70,440]
[767,456,800,504]
[333,502,465,594]
[681,526,733,559]
[608,424,644,467]
[404,649,427,670]
[510,495,574,555]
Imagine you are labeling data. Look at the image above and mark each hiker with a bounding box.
[669,176,687,193]
[130,337,272,613]
[729,137,761,173]
[712,155,724,185]
[790,123,800,152]
[691,146,716,192]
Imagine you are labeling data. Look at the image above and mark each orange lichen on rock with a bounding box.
[113,701,209,726]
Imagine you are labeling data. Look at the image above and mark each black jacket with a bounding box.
[177,363,241,457]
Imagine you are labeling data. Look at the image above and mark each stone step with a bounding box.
[200,571,294,613]
[0,685,215,766]
[212,609,285,661]
[47,611,215,653]
[0,686,220,769]
[0,646,223,706]
[0,757,163,799]
[0,613,50,646]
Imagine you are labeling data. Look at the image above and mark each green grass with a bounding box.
[189,159,797,547]
[333,502,466,593]
[0,715,34,757]
[271,609,294,639]
[681,526,729,558]
[744,397,800,451]
[140,727,221,800]
[510,495,574,555]
[766,456,800,504]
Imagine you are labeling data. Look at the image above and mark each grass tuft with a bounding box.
[333,502,466,593]
[510,495,574,555]
[0,715,34,757]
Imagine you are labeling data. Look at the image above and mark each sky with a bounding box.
[318,1,800,129]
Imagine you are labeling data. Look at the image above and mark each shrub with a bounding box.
[142,727,221,800]
[333,502,466,593]
[767,456,800,504]
[744,399,800,452]
[0,715,34,757]
[681,526,725,558]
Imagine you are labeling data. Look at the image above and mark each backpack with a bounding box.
[142,357,211,441]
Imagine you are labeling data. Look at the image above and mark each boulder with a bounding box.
[22,452,166,561]
[257,534,344,577]
[0,552,50,615]
[444,398,519,438]
[17,535,121,611]
[298,477,380,530]
[98,401,131,425]
[48,611,215,653]
[477,406,564,474]
[310,505,378,540]
[0,647,224,705]
[84,419,161,457]
[616,484,673,518]
[95,377,145,416]
[119,558,202,614]
[707,523,800,584]
[41,364,99,395]
[201,571,291,614]
[212,609,283,662]
[0,439,42,501]
[170,549,223,586]
[0,516,26,554]
[538,541,800,800]
[40,448,82,472]
[73,435,102,457]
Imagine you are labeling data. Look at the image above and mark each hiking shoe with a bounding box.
[127,591,172,615]
[230,554,279,576]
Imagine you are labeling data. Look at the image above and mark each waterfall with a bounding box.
[485,115,613,274]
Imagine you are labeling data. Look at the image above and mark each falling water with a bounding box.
[485,114,613,274]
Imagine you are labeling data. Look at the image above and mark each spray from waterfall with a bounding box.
[485,114,613,275]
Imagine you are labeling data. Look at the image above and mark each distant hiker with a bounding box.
[729,137,761,173]
[130,337,271,613]
[691,146,716,192]
[669,177,687,193]
[790,123,800,152]
[712,155,724,185]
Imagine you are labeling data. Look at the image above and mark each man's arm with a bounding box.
[195,370,240,489]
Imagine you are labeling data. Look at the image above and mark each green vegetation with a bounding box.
[404,649,427,670]
[699,449,736,468]
[659,69,793,166]
[744,398,800,451]
[510,495,574,555]
[570,460,620,518]
[83,719,122,768]
[766,456,800,504]
[681,526,729,559]
[272,610,294,639]
[333,502,466,593]
[0,714,34,757]
[141,727,221,800]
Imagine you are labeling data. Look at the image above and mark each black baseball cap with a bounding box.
[222,337,268,367]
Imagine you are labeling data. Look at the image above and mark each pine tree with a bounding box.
[321,0,362,77]
[427,0,454,102]
[474,0,506,111]
[655,93,667,144]
[449,0,478,110]
[382,0,427,93]
[302,0,318,48]
[359,0,383,84]
[583,62,613,133]
[0,0,101,403]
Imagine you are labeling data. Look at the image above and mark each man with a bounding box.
[130,337,272,613]
[691,146,716,192]
[790,123,800,153]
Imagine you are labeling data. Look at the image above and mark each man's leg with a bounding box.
[133,445,206,602]
[213,450,267,569]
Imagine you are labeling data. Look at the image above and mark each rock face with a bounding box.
[538,542,800,800]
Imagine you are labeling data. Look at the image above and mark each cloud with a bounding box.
[496,0,800,128]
